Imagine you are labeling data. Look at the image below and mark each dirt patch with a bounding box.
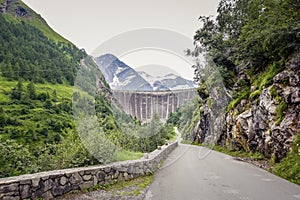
[61,175,153,200]
[233,157,271,171]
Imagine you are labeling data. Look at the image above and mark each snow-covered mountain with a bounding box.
[94,54,196,91]
[138,71,196,91]
[94,54,152,91]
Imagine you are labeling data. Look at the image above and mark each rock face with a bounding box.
[224,53,300,161]
[190,52,299,161]
[0,0,8,14]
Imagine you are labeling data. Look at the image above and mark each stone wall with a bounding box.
[113,89,197,122]
[0,142,178,200]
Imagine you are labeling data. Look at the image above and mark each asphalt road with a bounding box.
[145,144,300,200]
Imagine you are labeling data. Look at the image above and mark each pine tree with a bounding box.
[27,82,36,100]
[11,79,23,100]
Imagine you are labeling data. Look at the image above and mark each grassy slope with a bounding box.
[272,133,300,185]
[2,0,69,44]
[0,77,73,141]
[0,76,143,157]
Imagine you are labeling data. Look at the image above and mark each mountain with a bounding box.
[94,54,153,91]
[95,54,196,91]
[138,71,196,91]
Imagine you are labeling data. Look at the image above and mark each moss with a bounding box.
[249,89,261,100]
[270,86,276,98]
[275,97,287,125]
[250,60,285,90]
[207,98,216,109]
[227,87,250,111]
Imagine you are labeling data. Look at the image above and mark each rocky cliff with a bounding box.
[189,52,299,162]
[223,52,299,161]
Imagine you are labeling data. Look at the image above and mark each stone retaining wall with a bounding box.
[0,142,178,200]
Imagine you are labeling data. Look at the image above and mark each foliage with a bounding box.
[192,0,299,89]
[165,98,200,141]
[273,133,300,185]
[3,0,69,43]
[249,90,261,100]
[0,139,36,177]
[0,16,86,84]
[114,150,144,162]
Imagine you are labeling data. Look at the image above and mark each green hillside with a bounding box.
[1,0,69,43]
[0,0,173,178]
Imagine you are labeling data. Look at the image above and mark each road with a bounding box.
[145,144,300,200]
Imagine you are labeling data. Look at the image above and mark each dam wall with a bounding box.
[112,89,197,122]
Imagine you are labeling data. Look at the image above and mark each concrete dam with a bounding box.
[112,89,197,122]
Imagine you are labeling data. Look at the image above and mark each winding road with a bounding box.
[145,143,300,200]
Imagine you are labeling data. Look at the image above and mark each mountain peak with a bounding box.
[98,53,118,60]
[95,54,197,91]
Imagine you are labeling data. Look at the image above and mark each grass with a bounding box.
[272,133,300,185]
[101,174,154,196]
[212,145,264,160]
[18,0,69,44]
[0,77,74,142]
[3,0,69,44]
[114,150,144,162]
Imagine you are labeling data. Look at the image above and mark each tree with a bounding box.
[52,89,58,102]
[44,99,52,109]
[11,79,23,100]
[0,107,6,127]
[192,0,300,88]
[27,82,36,100]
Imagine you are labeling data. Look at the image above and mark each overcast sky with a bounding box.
[22,0,220,80]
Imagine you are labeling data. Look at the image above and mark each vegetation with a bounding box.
[183,0,300,184]
[166,98,200,141]
[191,0,299,104]
[2,0,69,43]
[273,133,300,185]
[0,16,85,84]
[0,2,173,178]
[100,175,154,196]
[212,145,264,160]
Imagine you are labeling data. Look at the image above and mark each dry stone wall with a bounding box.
[0,142,178,200]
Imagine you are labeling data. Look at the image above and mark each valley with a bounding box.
[0,0,299,199]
